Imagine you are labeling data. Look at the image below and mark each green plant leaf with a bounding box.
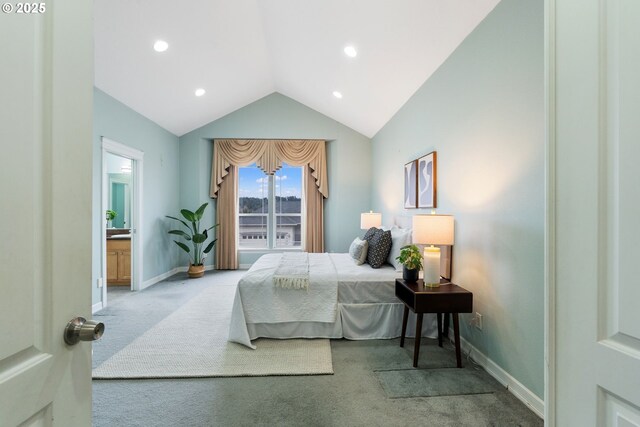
[206,224,219,231]
[194,203,208,220]
[203,238,217,254]
[168,230,191,240]
[166,215,190,230]
[173,240,190,253]
[192,233,207,244]
[181,209,196,222]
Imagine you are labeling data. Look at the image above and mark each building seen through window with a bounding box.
[238,163,302,249]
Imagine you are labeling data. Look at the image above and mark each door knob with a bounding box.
[64,317,105,345]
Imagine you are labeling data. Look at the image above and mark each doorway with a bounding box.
[101,137,144,309]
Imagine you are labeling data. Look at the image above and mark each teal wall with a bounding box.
[179,92,372,266]
[371,0,544,398]
[92,88,181,305]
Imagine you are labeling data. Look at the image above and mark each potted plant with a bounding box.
[166,202,218,278]
[106,209,117,228]
[396,244,423,282]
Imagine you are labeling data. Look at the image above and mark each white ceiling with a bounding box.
[94,0,500,138]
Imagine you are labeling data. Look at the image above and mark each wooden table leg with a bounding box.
[437,313,443,347]
[413,313,423,368]
[400,306,409,348]
[443,312,450,338]
[453,312,462,368]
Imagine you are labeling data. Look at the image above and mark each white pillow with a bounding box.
[348,237,369,265]
[387,226,412,271]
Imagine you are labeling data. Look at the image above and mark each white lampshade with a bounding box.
[412,214,454,287]
[412,214,455,245]
[360,212,382,229]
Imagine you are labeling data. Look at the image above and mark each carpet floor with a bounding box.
[93,270,543,426]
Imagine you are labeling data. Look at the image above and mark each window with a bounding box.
[238,163,303,249]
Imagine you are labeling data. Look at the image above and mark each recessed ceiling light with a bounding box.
[344,45,357,58]
[153,40,169,52]
[332,91,343,99]
[195,88,206,97]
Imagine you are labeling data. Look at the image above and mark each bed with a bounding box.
[228,251,440,349]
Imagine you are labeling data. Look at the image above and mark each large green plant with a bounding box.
[166,203,218,266]
[396,244,423,270]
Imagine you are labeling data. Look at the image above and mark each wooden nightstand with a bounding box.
[395,279,473,368]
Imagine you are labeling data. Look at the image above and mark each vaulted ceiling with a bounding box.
[94,0,501,137]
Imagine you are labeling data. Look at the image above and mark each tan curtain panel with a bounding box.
[215,165,238,270]
[304,165,324,253]
[210,139,328,199]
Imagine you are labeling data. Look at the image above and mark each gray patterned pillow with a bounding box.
[366,229,393,268]
[348,237,369,265]
[363,227,378,242]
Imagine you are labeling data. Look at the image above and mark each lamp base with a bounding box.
[423,245,441,288]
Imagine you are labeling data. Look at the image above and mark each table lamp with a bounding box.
[360,211,382,229]
[412,214,454,287]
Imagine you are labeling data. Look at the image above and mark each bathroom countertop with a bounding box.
[107,234,131,240]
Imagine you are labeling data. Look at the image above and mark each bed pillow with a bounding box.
[363,227,378,242]
[366,229,393,268]
[348,237,369,265]
[387,226,412,271]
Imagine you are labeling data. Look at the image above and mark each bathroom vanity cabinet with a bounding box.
[107,238,131,285]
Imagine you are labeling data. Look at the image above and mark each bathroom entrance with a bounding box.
[105,152,132,304]
[101,137,144,309]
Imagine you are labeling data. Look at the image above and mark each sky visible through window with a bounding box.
[238,163,302,198]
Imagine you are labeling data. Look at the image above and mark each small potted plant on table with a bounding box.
[396,244,423,282]
[166,203,218,278]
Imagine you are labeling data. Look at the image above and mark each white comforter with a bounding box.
[229,253,338,349]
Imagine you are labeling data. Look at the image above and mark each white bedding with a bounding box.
[229,252,438,349]
[234,252,338,324]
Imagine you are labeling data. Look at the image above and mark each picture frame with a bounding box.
[403,160,417,209]
[417,151,437,208]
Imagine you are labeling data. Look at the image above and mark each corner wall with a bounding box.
[178,92,372,266]
[371,0,544,398]
[92,88,181,305]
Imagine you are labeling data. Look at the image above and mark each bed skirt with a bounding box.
[230,302,439,348]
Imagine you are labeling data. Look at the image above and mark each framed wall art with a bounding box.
[404,160,417,209]
[417,151,437,208]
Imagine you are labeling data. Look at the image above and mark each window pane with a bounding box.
[274,164,302,214]
[238,164,268,248]
[275,164,302,247]
[276,215,302,247]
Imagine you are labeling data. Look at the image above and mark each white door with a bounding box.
[550,0,640,424]
[0,1,94,426]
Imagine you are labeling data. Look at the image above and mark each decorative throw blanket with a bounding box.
[273,252,310,290]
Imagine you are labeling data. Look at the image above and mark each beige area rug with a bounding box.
[92,283,333,379]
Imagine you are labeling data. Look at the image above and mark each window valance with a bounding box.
[210,139,328,198]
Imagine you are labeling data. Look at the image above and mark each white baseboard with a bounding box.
[456,334,544,419]
[141,267,179,290]
[141,265,217,290]
[92,301,103,314]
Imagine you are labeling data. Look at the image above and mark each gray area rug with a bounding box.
[93,280,333,378]
[376,366,502,398]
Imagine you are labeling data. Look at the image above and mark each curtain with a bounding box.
[215,165,238,270]
[210,139,328,268]
[304,165,324,253]
[210,139,328,199]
